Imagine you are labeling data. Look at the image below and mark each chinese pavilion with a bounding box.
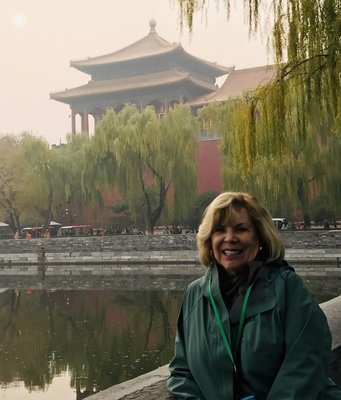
[50,21,276,195]
[50,19,231,136]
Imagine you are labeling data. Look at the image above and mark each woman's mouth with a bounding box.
[222,249,242,256]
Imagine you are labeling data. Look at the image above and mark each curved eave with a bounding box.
[70,44,231,78]
[70,32,180,72]
[50,71,217,104]
[177,47,231,76]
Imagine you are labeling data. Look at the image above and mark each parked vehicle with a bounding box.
[0,222,11,239]
[272,218,288,230]
[57,225,103,237]
[20,226,43,238]
[20,224,61,238]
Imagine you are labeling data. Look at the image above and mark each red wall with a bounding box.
[196,138,222,195]
[103,138,223,209]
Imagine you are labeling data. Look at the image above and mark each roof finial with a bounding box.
[149,18,156,33]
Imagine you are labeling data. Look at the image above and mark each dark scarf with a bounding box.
[217,261,263,310]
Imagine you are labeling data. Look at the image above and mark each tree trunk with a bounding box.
[297,177,311,228]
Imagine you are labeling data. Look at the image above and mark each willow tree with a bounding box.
[56,134,95,224]
[0,135,31,231]
[179,0,341,221]
[85,104,198,233]
[20,134,64,229]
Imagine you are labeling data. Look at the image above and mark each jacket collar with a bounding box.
[200,260,262,299]
[200,260,290,323]
[200,262,218,299]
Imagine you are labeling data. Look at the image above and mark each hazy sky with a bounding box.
[1,0,273,145]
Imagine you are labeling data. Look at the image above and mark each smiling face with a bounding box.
[211,206,260,273]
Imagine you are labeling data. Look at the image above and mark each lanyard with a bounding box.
[208,275,254,373]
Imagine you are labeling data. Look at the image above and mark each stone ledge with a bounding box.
[86,365,170,400]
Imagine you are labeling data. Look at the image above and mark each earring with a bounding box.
[259,246,263,251]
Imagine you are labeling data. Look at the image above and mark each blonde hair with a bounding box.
[197,191,285,267]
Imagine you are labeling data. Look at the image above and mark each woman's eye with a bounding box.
[235,226,248,232]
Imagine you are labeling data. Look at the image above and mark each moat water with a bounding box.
[0,281,339,399]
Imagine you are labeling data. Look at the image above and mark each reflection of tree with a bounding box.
[0,290,21,344]
[144,292,172,351]
[43,290,55,340]
[0,289,183,397]
[0,289,56,389]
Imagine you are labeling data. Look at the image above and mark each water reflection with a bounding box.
[0,289,183,399]
[1,373,76,400]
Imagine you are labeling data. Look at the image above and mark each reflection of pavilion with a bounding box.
[50,19,231,136]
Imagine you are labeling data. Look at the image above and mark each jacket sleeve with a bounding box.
[167,306,204,399]
[267,270,333,399]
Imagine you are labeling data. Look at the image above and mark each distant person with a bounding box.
[13,231,20,239]
[281,218,288,230]
[25,231,32,239]
[168,191,341,399]
[324,219,330,230]
[290,221,297,230]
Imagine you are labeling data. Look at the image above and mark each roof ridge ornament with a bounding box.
[149,18,156,33]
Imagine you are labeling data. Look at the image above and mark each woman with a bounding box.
[167,192,340,399]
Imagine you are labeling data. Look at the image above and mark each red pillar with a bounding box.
[163,98,169,113]
[71,111,76,136]
[84,112,89,135]
[81,112,89,136]
[80,113,85,132]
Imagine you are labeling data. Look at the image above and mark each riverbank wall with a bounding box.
[0,230,340,256]
[0,231,340,293]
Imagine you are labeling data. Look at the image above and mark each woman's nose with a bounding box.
[223,228,236,242]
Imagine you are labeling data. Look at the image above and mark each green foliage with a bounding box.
[60,134,99,223]
[176,0,232,31]
[195,191,219,226]
[1,104,198,231]
[0,134,37,231]
[179,0,341,219]
[88,104,198,233]
[19,134,94,227]
[21,134,61,228]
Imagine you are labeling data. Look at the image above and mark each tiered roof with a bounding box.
[51,70,217,104]
[190,65,277,106]
[50,20,231,107]
[70,20,180,69]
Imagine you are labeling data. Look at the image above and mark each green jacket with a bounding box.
[168,262,341,399]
